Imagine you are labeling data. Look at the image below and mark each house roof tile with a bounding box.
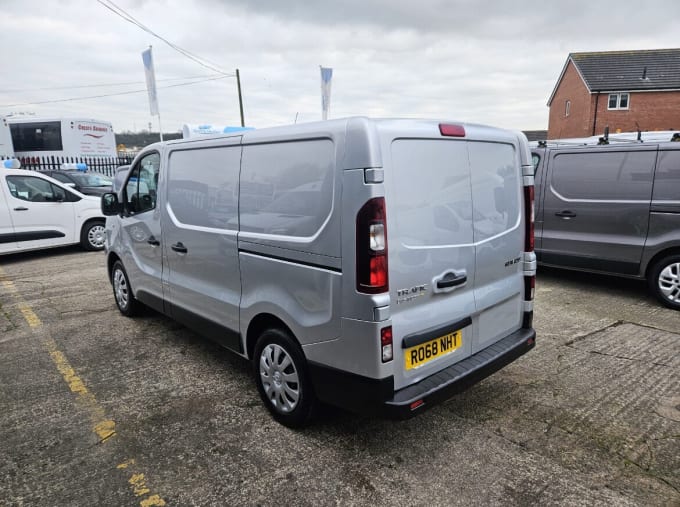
[570,48,680,92]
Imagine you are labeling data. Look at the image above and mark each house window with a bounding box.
[608,93,630,110]
[565,100,571,117]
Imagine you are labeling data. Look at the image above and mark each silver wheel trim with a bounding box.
[113,269,129,309]
[87,224,106,248]
[658,262,680,303]
[259,343,300,414]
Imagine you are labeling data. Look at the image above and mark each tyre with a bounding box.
[81,220,106,251]
[253,328,316,428]
[648,254,680,310]
[111,260,140,317]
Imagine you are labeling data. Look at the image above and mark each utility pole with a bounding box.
[236,68,245,127]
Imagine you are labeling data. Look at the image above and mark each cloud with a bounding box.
[0,0,678,133]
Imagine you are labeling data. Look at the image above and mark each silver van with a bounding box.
[102,118,536,427]
[532,141,680,310]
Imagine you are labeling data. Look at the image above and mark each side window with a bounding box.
[653,150,680,201]
[168,146,240,230]
[532,153,541,174]
[6,175,66,202]
[240,140,335,237]
[125,152,160,214]
[551,150,656,200]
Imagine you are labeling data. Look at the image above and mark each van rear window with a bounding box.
[391,139,474,247]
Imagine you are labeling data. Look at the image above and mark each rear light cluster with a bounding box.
[381,326,393,362]
[356,197,388,294]
[524,185,536,302]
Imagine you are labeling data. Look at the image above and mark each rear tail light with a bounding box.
[381,326,393,362]
[524,185,535,252]
[356,197,388,294]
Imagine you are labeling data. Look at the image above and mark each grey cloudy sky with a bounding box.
[1,0,678,133]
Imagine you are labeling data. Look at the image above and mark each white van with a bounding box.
[7,117,117,160]
[101,118,536,427]
[0,162,106,254]
[0,117,14,158]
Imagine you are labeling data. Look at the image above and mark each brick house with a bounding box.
[547,49,680,139]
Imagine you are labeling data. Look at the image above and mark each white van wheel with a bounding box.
[111,261,140,317]
[253,329,316,428]
[81,220,106,251]
[649,254,680,310]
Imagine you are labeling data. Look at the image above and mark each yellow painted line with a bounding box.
[1,265,166,506]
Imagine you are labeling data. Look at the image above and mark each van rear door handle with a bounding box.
[436,273,467,289]
[13,206,29,211]
[171,242,188,253]
[147,236,160,246]
[555,210,577,218]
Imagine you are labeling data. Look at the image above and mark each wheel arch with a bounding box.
[246,313,297,360]
[645,247,680,279]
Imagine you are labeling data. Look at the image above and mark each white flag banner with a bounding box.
[320,66,333,120]
[142,47,159,116]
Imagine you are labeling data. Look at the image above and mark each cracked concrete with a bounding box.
[0,249,678,506]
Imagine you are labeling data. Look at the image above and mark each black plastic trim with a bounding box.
[9,230,66,243]
[0,233,17,244]
[308,361,394,413]
[168,302,243,354]
[239,248,342,273]
[385,327,536,419]
[307,327,535,418]
[540,251,639,275]
[402,316,472,349]
[522,311,534,329]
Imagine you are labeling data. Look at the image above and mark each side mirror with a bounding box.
[101,192,122,216]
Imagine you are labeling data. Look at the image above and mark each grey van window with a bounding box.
[391,139,473,247]
[240,139,334,237]
[167,146,240,230]
[125,152,160,214]
[551,151,655,200]
[653,150,680,202]
[469,141,520,241]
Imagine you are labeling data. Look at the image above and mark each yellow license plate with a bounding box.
[404,331,462,370]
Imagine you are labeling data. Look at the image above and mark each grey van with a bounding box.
[101,118,536,427]
[532,141,680,309]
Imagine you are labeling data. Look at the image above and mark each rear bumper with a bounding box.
[308,326,535,419]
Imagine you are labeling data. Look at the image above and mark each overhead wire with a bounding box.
[0,75,231,108]
[0,74,225,94]
[96,0,234,76]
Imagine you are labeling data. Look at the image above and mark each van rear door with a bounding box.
[387,137,477,390]
[386,130,525,390]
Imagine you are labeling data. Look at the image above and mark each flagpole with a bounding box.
[158,113,164,142]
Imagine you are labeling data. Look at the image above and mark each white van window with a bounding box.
[167,146,240,230]
[468,141,520,241]
[6,175,66,202]
[9,121,63,152]
[240,140,334,237]
[391,139,473,246]
[552,151,655,200]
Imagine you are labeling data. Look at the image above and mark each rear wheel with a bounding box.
[253,328,316,428]
[648,254,680,310]
[81,220,106,251]
[111,260,140,317]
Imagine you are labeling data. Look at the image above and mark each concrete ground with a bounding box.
[0,247,678,506]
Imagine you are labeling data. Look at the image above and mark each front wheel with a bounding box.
[111,260,140,317]
[253,329,316,428]
[81,220,106,251]
[648,254,680,310]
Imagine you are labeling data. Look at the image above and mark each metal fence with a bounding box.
[1,154,135,177]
